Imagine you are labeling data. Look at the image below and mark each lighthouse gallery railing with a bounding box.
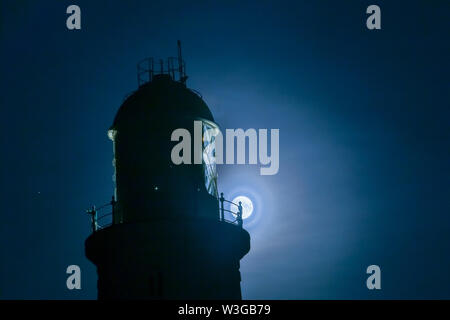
[86,193,243,233]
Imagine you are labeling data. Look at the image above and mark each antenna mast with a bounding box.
[177,40,187,85]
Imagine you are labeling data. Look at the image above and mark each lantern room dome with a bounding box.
[111,75,214,131]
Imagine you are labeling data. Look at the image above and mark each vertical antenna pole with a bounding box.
[172,59,175,79]
[177,40,184,83]
[167,59,170,78]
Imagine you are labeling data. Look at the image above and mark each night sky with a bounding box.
[1,0,449,299]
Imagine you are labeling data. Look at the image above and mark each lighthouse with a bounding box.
[85,42,250,299]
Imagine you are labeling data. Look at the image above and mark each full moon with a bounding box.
[231,196,253,219]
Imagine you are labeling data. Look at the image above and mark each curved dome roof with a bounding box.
[111,75,214,130]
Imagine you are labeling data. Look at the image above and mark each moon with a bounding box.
[231,196,254,219]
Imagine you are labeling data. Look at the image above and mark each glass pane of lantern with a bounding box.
[202,121,219,198]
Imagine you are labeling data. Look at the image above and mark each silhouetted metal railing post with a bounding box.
[87,205,97,233]
[219,192,225,222]
[237,201,243,228]
[111,195,116,225]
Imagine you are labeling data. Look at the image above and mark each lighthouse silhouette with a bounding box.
[85,41,250,300]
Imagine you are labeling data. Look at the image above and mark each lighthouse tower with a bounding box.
[85,42,250,299]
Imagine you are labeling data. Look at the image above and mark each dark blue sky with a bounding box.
[1,0,449,299]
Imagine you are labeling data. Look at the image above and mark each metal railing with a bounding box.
[86,193,243,233]
[137,57,187,87]
[219,193,243,228]
[86,196,116,232]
